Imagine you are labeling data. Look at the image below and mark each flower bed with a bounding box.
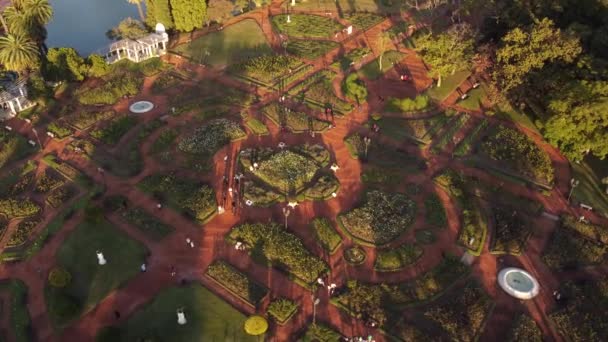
[376,114,448,144]
[90,115,139,145]
[454,119,489,157]
[286,39,340,59]
[245,119,269,136]
[344,12,384,30]
[423,281,494,342]
[205,260,268,307]
[47,122,73,139]
[339,190,416,246]
[7,217,41,247]
[138,173,216,223]
[374,243,423,272]
[296,72,353,115]
[41,155,81,181]
[301,323,342,341]
[480,125,554,185]
[507,314,542,342]
[75,73,142,105]
[267,298,298,325]
[310,218,343,254]
[46,186,75,208]
[62,110,116,131]
[542,226,608,269]
[0,162,36,197]
[343,246,366,265]
[424,193,447,228]
[344,134,365,159]
[385,95,432,114]
[303,174,339,200]
[120,206,173,240]
[228,54,303,86]
[0,199,40,218]
[226,222,328,285]
[431,113,470,153]
[262,103,330,133]
[243,180,282,207]
[178,119,246,155]
[490,208,530,255]
[271,14,343,38]
[34,169,65,193]
[561,214,608,244]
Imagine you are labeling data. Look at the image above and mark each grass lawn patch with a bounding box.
[205,260,268,307]
[0,279,31,342]
[119,206,173,240]
[339,190,416,246]
[423,281,494,342]
[172,19,271,66]
[344,12,384,30]
[425,70,470,102]
[542,225,607,269]
[374,243,423,271]
[310,218,343,254]
[358,50,404,80]
[226,222,328,285]
[101,284,259,341]
[458,83,488,110]
[0,130,36,170]
[46,218,147,327]
[272,14,343,38]
[286,39,339,59]
[245,118,269,136]
[424,193,447,228]
[571,160,608,217]
[90,115,139,145]
[376,114,447,144]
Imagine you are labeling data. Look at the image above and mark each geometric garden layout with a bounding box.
[1,2,607,342]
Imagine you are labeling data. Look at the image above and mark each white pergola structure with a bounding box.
[103,32,169,64]
[0,78,34,121]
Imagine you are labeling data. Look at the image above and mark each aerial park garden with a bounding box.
[0,0,607,341]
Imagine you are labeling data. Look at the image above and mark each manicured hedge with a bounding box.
[205,260,268,306]
[424,193,447,227]
[120,206,173,240]
[374,243,423,271]
[310,218,342,254]
[267,298,298,325]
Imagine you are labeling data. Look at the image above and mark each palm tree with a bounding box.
[3,6,30,36]
[127,0,145,22]
[23,0,53,26]
[0,33,39,72]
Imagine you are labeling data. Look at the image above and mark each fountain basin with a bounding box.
[129,101,154,113]
[498,267,539,300]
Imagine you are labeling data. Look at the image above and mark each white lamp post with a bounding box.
[282,207,290,228]
[568,178,580,202]
[312,296,320,325]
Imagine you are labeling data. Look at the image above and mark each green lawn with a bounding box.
[458,83,488,110]
[289,0,402,13]
[494,102,539,133]
[245,118,269,135]
[571,160,608,217]
[46,218,147,327]
[358,50,405,80]
[172,19,271,66]
[100,284,258,342]
[272,14,343,38]
[425,70,471,102]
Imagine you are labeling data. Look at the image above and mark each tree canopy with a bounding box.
[170,0,207,32]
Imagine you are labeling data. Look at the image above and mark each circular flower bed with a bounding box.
[244,315,268,336]
[344,246,366,265]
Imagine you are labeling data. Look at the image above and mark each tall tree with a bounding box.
[127,0,145,22]
[23,0,53,26]
[146,0,174,29]
[0,33,39,72]
[494,18,582,92]
[170,0,207,32]
[415,23,474,87]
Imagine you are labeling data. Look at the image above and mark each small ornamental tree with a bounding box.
[244,315,268,336]
[48,267,72,288]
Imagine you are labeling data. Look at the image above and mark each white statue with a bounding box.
[287,15,291,23]
[96,251,107,265]
[177,309,187,325]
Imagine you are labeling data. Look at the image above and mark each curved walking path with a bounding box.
[0,2,606,341]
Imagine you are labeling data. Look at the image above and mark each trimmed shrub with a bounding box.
[48,267,72,288]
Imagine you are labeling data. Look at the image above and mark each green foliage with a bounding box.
[374,243,423,271]
[245,119,269,136]
[431,113,470,153]
[76,73,142,105]
[423,281,493,342]
[178,119,245,155]
[301,324,342,342]
[0,198,40,218]
[358,50,404,80]
[46,186,75,208]
[342,73,368,103]
[490,207,530,255]
[424,193,447,227]
[47,122,73,139]
[495,18,582,92]
[542,226,608,269]
[151,128,177,153]
[272,14,343,38]
[229,54,303,85]
[561,215,608,244]
[138,173,216,222]
[0,33,39,72]
[336,280,387,325]
[262,102,330,133]
[7,217,40,247]
[227,222,328,284]
[385,95,431,113]
[344,134,365,159]
[90,116,139,145]
[481,125,554,184]
[310,218,342,254]
[340,190,416,245]
[44,47,87,81]
[343,246,366,265]
[344,12,384,30]
[267,298,298,324]
[86,54,111,77]
[332,47,371,71]
[0,130,35,170]
[453,119,488,157]
[121,206,173,240]
[145,0,174,29]
[107,17,148,40]
[508,315,542,342]
[34,169,64,193]
[170,0,207,32]
[205,260,268,305]
[0,280,31,342]
[303,174,339,200]
[550,278,608,341]
[285,39,339,59]
[48,267,72,288]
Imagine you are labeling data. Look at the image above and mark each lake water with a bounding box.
[46,0,142,56]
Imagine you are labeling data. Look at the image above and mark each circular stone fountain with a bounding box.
[129,101,154,113]
[497,267,540,300]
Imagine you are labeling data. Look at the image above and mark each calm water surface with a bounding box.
[46,0,141,56]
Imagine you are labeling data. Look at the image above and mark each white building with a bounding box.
[0,77,34,121]
[103,23,169,64]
